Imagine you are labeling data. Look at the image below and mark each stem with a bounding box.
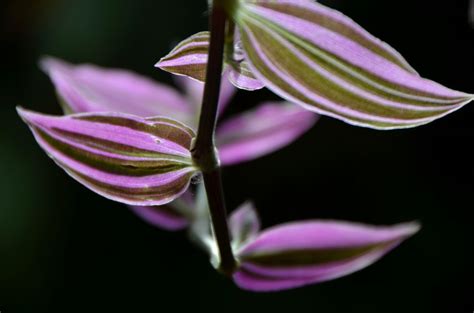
[192,1,236,276]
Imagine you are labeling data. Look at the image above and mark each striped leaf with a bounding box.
[230,0,473,129]
[234,220,420,291]
[158,32,211,82]
[18,108,198,206]
[157,31,265,90]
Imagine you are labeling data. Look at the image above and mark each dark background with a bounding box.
[1,0,473,312]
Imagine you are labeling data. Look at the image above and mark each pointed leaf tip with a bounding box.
[18,107,197,206]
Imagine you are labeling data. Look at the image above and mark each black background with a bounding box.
[1,0,473,312]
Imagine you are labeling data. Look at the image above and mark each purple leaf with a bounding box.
[157,31,265,91]
[216,102,318,165]
[231,0,473,129]
[229,201,261,249]
[234,220,420,291]
[18,108,198,206]
[41,57,191,121]
[157,31,211,82]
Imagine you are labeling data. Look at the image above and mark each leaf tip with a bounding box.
[16,106,35,125]
[395,221,421,238]
[154,58,165,70]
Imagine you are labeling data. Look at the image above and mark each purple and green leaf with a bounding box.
[18,108,198,206]
[233,219,420,291]
[157,31,265,91]
[206,0,473,129]
[160,0,474,129]
[158,32,211,83]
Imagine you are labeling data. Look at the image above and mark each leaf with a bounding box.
[229,201,261,249]
[157,32,211,83]
[234,220,420,291]
[157,32,265,91]
[18,108,198,206]
[232,0,473,129]
[216,102,318,165]
[41,57,191,121]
